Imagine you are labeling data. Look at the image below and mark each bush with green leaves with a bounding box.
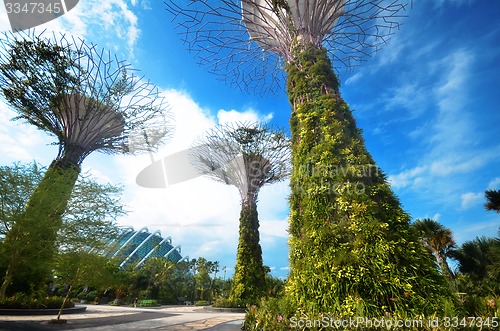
[0,293,74,309]
[213,297,245,308]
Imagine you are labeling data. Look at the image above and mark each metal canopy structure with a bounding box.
[241,0,346,55]
[165,0,407,95]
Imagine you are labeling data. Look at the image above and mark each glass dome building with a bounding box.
[104,226,185,268]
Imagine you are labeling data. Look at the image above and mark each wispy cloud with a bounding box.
[431,0,475,9]
[0,105,56,164]
[488,177,500,190]
[37,0,141,58]
[217,108,273,125]
[460,192,484,210]
[386,47,500,207]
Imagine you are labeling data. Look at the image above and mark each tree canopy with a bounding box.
[485,189,500,213]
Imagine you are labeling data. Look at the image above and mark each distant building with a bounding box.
[103,226,186,268]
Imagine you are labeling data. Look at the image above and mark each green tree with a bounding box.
[411,218,456,280]
[451,235,500,302]
[139,258,176,301]
[0,162,42,236]
[0,162,125,300]
[452,237,499,285]
[53,251,116,321]
[485,189,500,213]
[194,257,214,301]
[0,31,170,298]
[192,123,290,304]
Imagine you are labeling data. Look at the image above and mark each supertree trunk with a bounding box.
[0,161,79,300]
[230,196,266,304]
[285,44,450,316]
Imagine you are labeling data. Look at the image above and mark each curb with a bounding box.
[202,306,247,313]
[0,305,87,316]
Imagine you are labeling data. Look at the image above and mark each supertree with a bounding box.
[0,30,172,299]
[191,122,290,303]
[165,0,453,319]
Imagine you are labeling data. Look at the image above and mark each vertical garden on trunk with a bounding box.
[285,44,451,316]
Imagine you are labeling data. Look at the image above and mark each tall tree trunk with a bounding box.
[285,44,451,316]
[0,160,80,297]
[0,263,13,302]
[229,198,266,304]
[56,281,74,321]
[433,249,454,280]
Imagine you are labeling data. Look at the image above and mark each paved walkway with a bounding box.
[0,305,245,331]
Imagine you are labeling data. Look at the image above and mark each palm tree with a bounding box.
[485,189,500,213]
[412,218,456,279]
[191,122,290,304]
[0,31,172,299]
[452,236,497,282]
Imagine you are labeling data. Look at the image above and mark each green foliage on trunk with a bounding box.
[285,44,452,316]
[230,201,266,304]
[0,161,79,299]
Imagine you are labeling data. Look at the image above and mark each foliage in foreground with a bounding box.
[242,226,499,330]
[243,296,499,331]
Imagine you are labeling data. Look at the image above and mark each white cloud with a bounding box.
[488,177,500,189]
[460,192,484,210]
[383,83,427,119]
[81,167,114,185]
[345,71,363,86]
[453,219,500,244]
[0,104,56,165]
[388,166,426,189]
[217,108,273,125]
[33,0,141,58]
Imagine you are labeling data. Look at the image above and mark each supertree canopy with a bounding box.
[0,31,172,165]
[0,30,172,299]
[165,0,407,95]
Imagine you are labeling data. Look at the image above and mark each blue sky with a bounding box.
[0,0,498,280]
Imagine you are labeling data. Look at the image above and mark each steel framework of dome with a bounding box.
[104,226,185,268]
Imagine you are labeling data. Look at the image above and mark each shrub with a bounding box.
[138,299,160,307]
[0,293,74,309]
[194,300,211,306]
[85,290,99,303]
[213,297,245,308]
[243,297,296,331]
